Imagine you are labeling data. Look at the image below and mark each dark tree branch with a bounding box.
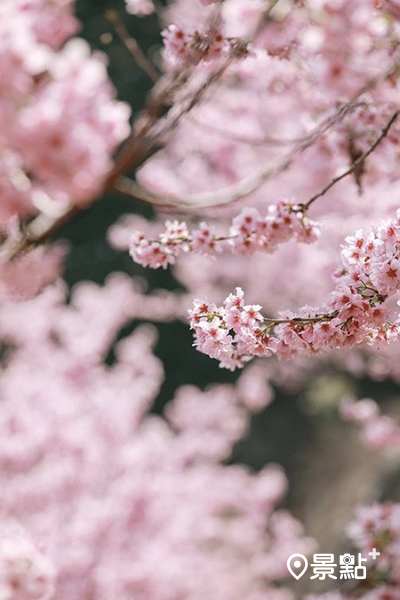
[303,111,399,210]
[106,9,160,82]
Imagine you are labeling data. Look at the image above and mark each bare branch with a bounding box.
[106,9,159,83]
[303,111,399,210]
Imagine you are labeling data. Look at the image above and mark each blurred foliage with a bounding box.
[301,374,356,416]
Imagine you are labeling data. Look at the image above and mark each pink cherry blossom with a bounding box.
[162,24,230,66]
[0,278,315,600]
[0,528,55,600]
[3,2,400,599]
[188,212,400,369]
[0,1,130,224]
[340,397,400,451]
[129,201,320,269]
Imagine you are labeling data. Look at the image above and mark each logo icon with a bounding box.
[287,554,308,580]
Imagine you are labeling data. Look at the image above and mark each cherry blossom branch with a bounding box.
[115,50,400,212]
[303,111,399,210]
[129,201,320,269]
[189,211,400,370]
[118,107,400,220]
[115,104,400,213]
[106,9,160,82]
[113,100,359,211]
[8,23,400,260]
[147,55,238,143]
[7,52,238,259]
[125,113,399,272]
[188,101,384,148]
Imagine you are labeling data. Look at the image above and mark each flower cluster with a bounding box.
[129,201,320,269]
[138,0,400,388]
[306,504,400,600]
[189,211,400,370]
[0,1,130,224]
[340,397,400,451]
[162,24,228,65]
[348,504,400,596]
[17,39,131,209]
[1,0,79,51]
[0,277,314,600]
[162,24,249,66]
[0,528,55,600]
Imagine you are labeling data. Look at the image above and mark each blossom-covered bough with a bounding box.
[2,1,400,599]
[188,211,400,370]
[129,111,400,371]
[129,201,321,269]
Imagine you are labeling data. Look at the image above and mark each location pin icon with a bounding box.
[287,554,308,580]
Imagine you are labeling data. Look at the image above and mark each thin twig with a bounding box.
[188,114,299,146]
[303,111,399,209]
[188,101,378,148]
[266,0,282,16]
[106,9,159,82]
[262,311,338,326]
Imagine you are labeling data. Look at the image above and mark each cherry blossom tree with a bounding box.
[2,1,400,599]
